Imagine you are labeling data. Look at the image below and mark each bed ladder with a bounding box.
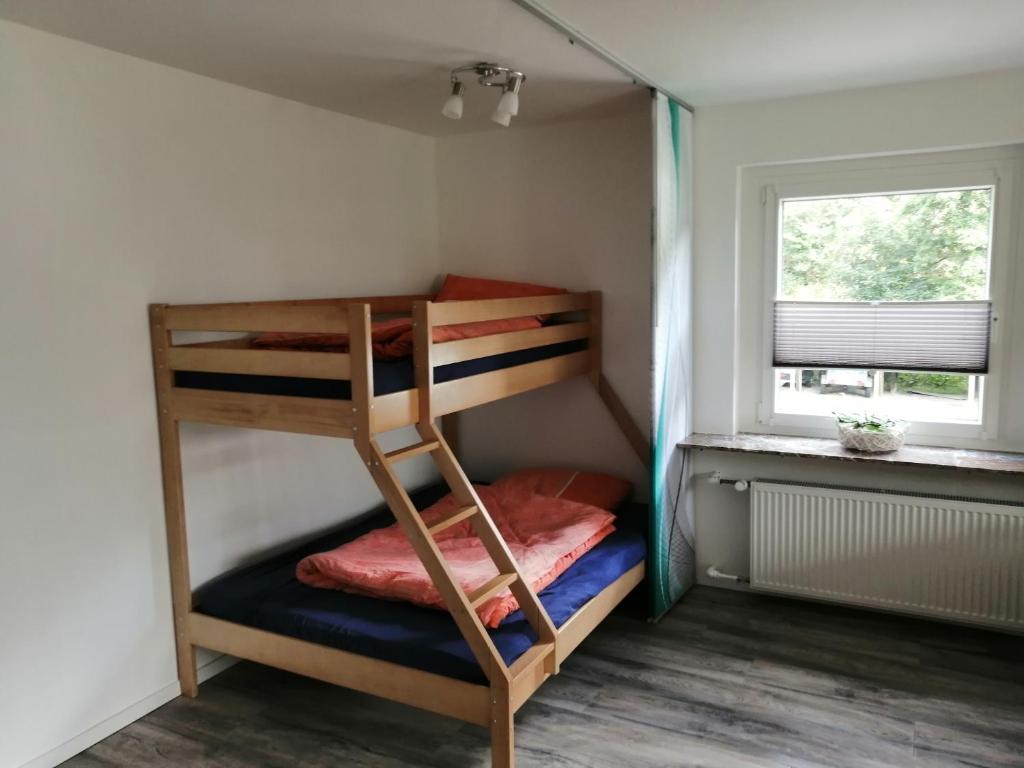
[347,302,556,767]
[371,422,559,666]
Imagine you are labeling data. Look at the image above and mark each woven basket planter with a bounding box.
[837,421,906,453]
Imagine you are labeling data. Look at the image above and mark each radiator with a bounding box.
[750,481,1024,632]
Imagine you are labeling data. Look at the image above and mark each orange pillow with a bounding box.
[491,467,632,511]
[435,274,567,322]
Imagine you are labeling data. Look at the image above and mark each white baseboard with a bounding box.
[17,682,180,768]
[18,654,238,768]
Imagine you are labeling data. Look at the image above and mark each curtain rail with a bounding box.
[508,0,696,114]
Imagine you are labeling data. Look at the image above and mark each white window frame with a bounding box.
[752,153,1017,446]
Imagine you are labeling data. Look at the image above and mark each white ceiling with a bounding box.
[0,0,640,136]
[6,0,1022,128]
[536,0,1024,105]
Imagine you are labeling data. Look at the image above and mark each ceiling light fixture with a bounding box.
[442,62,526,127]
[442,80,465,120]
[494,74,523,118]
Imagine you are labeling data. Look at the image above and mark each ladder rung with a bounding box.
[508,641,555,679]
[427,504,478,536]
[468,573,518,609]
[384,440,440,463]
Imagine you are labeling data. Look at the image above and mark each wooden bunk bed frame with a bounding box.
[149,290,648,768]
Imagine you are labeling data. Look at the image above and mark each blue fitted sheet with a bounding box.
[195,485,646,683]
[175,339,587,398]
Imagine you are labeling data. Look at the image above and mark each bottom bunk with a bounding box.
[194,484,647,685]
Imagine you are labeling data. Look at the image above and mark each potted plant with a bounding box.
[834,413,908,453]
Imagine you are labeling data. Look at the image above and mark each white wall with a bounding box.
[693,66,1024,436]
[0,21,440,768]
[436,100,653,494]
[691,67,1024,585]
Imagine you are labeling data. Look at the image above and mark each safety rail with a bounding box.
[152,291,601,440]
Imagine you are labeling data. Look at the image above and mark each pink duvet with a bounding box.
[296,483,616,628]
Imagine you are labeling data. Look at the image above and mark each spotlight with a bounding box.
[442,81,465,120]
[495,74,523,118]
[442,63,525,127]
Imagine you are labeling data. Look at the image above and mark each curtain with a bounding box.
[649,92,695,619]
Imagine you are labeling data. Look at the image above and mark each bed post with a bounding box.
[440,412,460,460]
[412,300,435,427]
[348,303,374,461]
[149,304,199,698]
[588,290,602,389]
[491,683,515,768]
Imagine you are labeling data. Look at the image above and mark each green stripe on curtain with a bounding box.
[649,94,695,619]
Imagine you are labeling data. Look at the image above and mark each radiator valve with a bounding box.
[708,471,749,491]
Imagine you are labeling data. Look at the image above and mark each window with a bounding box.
[749,150,1018,444]
[774,188,991,426]
[774,369,982,424]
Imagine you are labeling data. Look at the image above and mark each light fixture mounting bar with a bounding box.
[449,62,526,88]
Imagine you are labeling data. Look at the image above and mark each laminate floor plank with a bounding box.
[62,587,1024,768]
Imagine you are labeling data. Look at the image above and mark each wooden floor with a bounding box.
[65,587,1024,768]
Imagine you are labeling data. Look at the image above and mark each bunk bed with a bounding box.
[149,288,649,768]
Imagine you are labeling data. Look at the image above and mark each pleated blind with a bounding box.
[773,301,991,374]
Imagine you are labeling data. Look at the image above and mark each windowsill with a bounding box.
[679,432,1024,476]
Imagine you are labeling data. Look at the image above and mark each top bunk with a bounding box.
[150,289,600,439]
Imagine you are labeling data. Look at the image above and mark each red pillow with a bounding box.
[435,274,567,302]
[490,467,632,511]
[435,274,567,322]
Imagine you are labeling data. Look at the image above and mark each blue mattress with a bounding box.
[175,339,587,399]
[195,484,646,683]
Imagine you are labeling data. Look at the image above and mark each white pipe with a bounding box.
[707,471,749,491]
[706,565,750,583]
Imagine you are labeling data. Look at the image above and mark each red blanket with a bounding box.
[296,484,616,627]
